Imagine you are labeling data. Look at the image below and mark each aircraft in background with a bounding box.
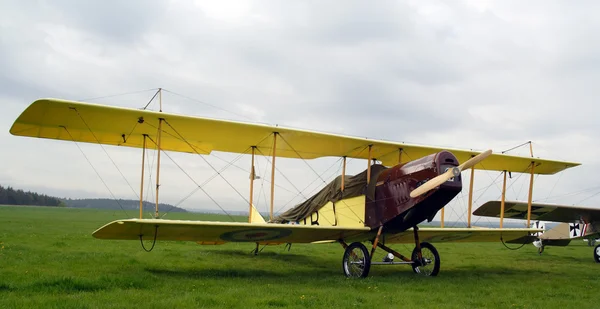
[474,201,600,263]
[10,97,580,277]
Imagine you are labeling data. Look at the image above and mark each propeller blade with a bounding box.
[409,149,493,199]
[457,149,493,172]
[409,168,456,198]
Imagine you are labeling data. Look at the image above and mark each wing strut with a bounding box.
[249,146,256,223]
[526,162,535,227]
[367,145,373,184]
[500,170,507,228]
[270,133,278,221]
[341,156,346,192]
[139,134,147,219]
[467,157,475,227]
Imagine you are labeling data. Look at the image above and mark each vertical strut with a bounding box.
[249,146,256,223]
[467,163,475,228]
[526,162,535,227]
[526,143,535,227]
[370,226,383,258]
[270,133,278,221]
[155,119,163,218]
[413,226,422,259]
[367,145,373,184]
[158,88,163,112]
[500,170,507,228]
[440,208,445,228]
[341,156,346,192]
[398,148,403,164]
[139,135,147,219]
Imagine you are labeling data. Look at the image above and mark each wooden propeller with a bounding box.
[409,149,493,198]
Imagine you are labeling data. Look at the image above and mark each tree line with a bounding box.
[0,185,65,206]
[0,185,186,212]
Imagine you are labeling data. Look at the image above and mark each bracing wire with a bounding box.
[78,88,159,102]
[62,126,129,217]
[144,136,237,222]
[162,119,250,204]
[71,107,140,200]
[162,89,258,122]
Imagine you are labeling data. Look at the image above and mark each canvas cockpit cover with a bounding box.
[272,165,387,223]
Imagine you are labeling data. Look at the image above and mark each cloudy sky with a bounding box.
[1,0,599,224]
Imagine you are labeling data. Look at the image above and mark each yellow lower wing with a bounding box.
[384,227,540,244]
[93,219,370,243]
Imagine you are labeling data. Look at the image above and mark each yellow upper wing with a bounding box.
[11,98,579,174]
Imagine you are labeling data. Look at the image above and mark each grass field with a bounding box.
[0,205,597,309]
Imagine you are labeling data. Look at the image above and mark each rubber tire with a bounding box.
[538,246,544,255]
[594,244,600,263]
[342,242,371,278]
[411,242,440,276]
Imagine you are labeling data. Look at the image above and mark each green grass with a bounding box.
[0,205,597,308]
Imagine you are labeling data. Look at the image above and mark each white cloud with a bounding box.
[0,0,598,222]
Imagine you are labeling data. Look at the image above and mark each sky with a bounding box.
[1,0,599,225]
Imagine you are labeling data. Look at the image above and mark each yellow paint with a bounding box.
[383,227,542,244]
[93,219,370,243]
[299,195,366,228]
[10,99,579,174]
[93,219,541,245]
[250,204,266,224]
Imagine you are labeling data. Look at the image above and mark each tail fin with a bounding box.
[249,204,266,224]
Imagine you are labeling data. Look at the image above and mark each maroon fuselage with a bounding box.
[365,151,462,233]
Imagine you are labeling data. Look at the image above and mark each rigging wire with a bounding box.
[78,88,159,102]
[62,126,129,217]
[162,119,250,204]
[142,89,161,110]
[277,134,328,185]
[162,88,258,122]
[71,107,140,200]
[255,147,307,201]
[144,136,237,222]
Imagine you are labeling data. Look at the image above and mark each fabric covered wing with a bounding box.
[92,219,371,243]
[11,99,579,174]
[382,227,540,244]
[474,201,600,223]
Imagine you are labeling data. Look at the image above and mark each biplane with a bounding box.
[10,96,581,277]
[474,201,600,263]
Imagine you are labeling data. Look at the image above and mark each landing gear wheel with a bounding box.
[411,242,440,276]
[538,246,544,255]
[594,244,600,263]
[342,242,371,278]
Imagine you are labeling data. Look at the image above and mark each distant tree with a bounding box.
[0,185,64,207]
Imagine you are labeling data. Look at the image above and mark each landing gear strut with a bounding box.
[340,226,441,278]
